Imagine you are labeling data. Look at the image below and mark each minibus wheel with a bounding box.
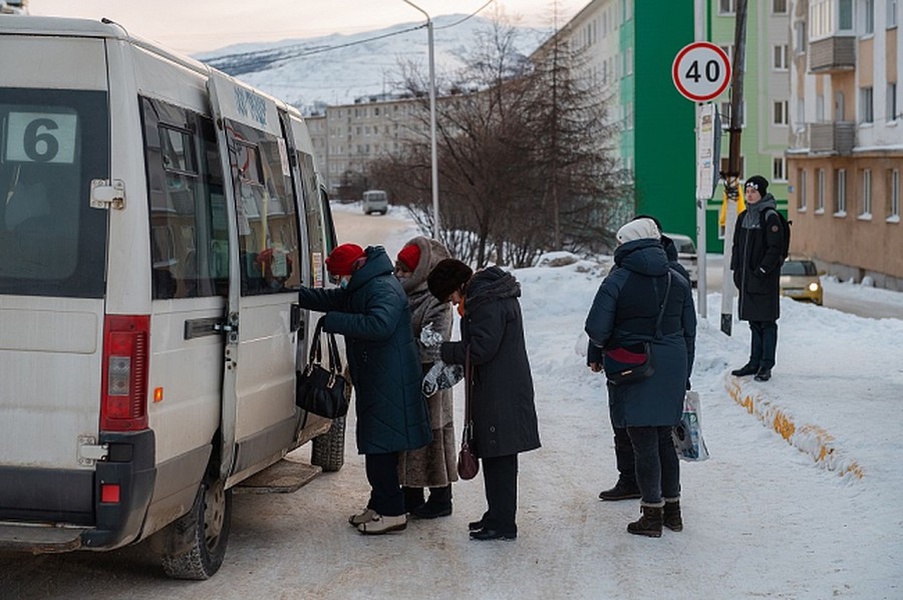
[160,477,232,580]
[311,415,346,472]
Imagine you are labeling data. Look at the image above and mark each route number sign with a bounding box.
[672,42,732,103]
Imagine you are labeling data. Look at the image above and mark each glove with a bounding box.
[423,343,442,363]
[686,379,692,391]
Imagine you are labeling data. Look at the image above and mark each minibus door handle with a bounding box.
[290,303,302,334]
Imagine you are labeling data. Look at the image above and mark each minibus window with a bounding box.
[141,97,227,300]
[0,88,108,298]
[224,120,301,296]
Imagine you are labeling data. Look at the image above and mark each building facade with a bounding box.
[787,0,903,288]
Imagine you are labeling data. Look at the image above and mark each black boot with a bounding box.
[403,486,425,514]
[731,362,759,377]
[599,478,642,501]
[627,505,663,537]
[754,367,772,382]
[663,500,683,532]
[411,485,452,519]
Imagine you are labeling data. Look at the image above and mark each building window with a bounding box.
[773,156,787,182]
[834,169,846,214]
[773,0,788,13]
[890,169,901,220]
[840,0,854,30]
[720,0,736,15]
[861,87,874,123]
[720,101,746,130]
[864,0,875,34]
[773,44,789,70]
[798,169,808,211]
[817,168,827,211]
[888,83,898,121]
[795,21,807,53]
[774,100,789,125]
[889,0,899,27]
[860,169,872,217]
[626,47,633,75]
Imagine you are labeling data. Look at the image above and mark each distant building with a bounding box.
[786,0,903,289]
[306,94,431,199]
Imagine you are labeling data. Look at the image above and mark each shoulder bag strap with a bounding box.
[653,272,672,339]
[463,344,473,442]
[307,315,326,367]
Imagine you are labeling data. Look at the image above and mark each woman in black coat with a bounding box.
[298,244,432,535]
[585,218,696,537]
[427,259,541,541]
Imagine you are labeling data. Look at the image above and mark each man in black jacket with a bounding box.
[730,175,785,382]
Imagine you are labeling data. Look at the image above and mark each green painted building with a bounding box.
[552,0,791,251]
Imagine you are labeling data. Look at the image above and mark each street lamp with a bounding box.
[403,0,440,240]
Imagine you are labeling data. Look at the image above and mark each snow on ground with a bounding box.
[334,206,903,599]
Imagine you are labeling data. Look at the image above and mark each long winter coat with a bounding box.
[297,246,432,455]
[397,236,457,487]
[440,267,541,459]
[585,239,697,428]
[731,194,784,322]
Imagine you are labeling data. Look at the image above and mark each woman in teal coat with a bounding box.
[298,243,431,534]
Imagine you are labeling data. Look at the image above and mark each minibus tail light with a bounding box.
[101,315,150,431]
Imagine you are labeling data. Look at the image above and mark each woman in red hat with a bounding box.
[298,243,432,534]
[393,237,457,519]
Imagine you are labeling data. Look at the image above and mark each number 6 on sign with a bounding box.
[672,42,732,103]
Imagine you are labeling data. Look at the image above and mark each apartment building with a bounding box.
[787,0,903,289]
[541,0,698,239]
[306,95,430,198]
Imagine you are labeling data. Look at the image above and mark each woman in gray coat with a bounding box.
[428,259,541,541]
[585,219,696,537]
[394,237,458,519]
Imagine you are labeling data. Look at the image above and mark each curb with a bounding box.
[724,374,864,480]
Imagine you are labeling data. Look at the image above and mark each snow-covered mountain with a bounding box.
[195,14,548,112]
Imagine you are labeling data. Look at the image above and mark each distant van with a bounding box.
[362,189,388,215]
[0,16,344,579]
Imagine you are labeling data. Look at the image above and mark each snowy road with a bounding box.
[1,205,900,599]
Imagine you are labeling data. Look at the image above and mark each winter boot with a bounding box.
[627,504,663,537]
[663,499,683,532]
[599,478,642,501]
[731,362,759,377]
[348,508,377,527]
[357,513,407,535]
[411,485,452,519]
[403,486,425,514]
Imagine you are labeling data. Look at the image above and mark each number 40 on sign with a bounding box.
[672,42,732,103]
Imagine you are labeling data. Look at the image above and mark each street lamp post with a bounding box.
[403,0,440,239]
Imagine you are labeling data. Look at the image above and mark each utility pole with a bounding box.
[719,0,748,336]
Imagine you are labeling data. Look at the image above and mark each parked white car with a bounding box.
[663,232,698,287]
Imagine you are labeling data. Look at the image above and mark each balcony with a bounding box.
[808,122,856,155]
[809,36,856,73]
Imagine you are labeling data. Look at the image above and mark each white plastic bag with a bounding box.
[672,390,710,462]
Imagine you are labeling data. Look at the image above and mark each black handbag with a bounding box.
[604,272,672,386]
[296,316,349,419]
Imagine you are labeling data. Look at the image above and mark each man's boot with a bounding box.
[627,504,663,537]
[599,478,642,501]
[663,499,683,532]
[731,362,759,377]
[411,485,452,519]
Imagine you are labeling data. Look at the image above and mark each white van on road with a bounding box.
[0,16,343,579]
[361,189,388,215]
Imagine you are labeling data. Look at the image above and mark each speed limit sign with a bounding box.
[672,42,732,102]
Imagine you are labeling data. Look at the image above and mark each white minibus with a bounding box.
[0,15,344,579]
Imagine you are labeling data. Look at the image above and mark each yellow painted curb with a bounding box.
[725,375,863,480]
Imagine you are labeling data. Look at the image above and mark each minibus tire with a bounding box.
[311,416,346,472]
[160,478,232,580]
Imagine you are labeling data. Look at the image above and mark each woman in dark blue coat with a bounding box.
[428,260,541,541]
[585,219,696,537]
[298,244,431,535]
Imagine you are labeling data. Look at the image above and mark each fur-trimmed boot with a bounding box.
[663,498,683,532]
[627,503,663,537]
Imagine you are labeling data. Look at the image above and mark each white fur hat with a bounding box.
[616,218,661,245]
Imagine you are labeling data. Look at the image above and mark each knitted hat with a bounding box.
[325,243,365,276]
[616,218,661,245]
[427,258,473,302]
[396,244,422,271]
[745,175,769,194]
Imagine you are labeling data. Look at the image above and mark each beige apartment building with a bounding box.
[306,94,430,198]
[788,0,903,289]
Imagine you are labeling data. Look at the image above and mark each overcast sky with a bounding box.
[27,0,581,54]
